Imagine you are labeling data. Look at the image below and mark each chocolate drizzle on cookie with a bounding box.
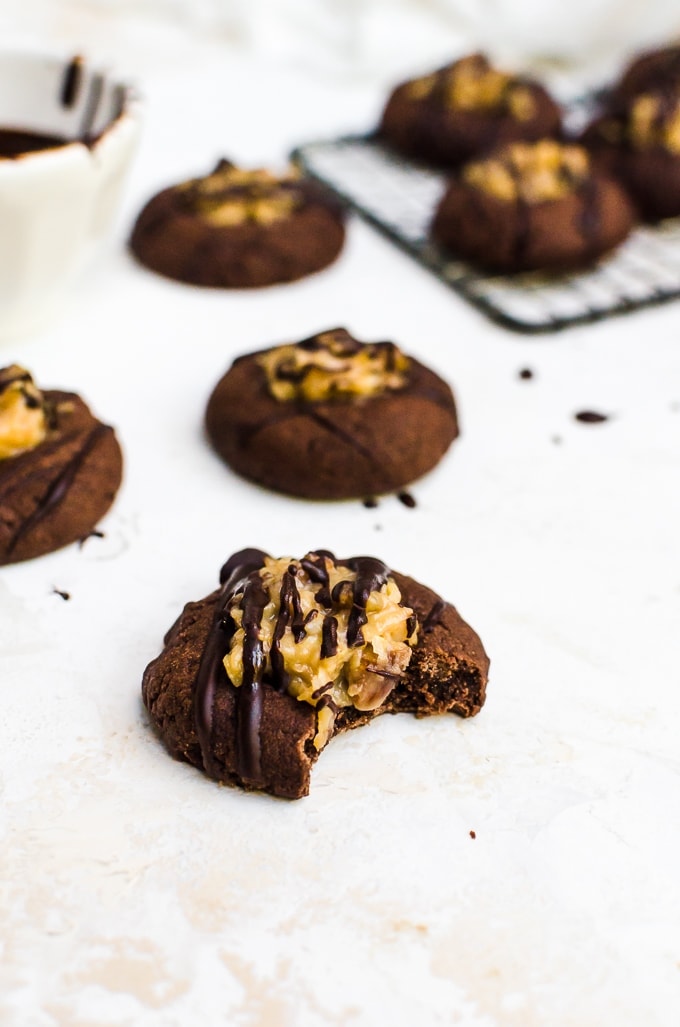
[193,547,267,783]
[193,549,414,790]
[5,422,112,556]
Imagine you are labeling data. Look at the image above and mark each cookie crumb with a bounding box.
[518,367,534,380]
[398,491,417,509]
[53,588,70,601]
[363,497,379,509]
[469,830,476,839]
[574,410,608,424]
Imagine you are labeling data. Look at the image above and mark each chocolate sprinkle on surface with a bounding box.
[469,830,476,839]
[53,588,70,601]
[398,491,417,509]
[518,368,534,380]
[575,410,609,424]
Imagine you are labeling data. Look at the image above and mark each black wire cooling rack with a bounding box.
[292,133,680,335]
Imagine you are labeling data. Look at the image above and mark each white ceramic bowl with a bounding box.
[0,49,141,339]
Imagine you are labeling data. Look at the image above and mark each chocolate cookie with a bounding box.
[205,328,458,500]
[583,50,680,220]
[142,548,489,799]
[609,45,680,106]
[0,366,123,565]
[431,140,635,273]
[129,159,346,288]
[379,53,562,168]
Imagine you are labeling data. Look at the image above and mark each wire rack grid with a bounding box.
[292,134,680,335]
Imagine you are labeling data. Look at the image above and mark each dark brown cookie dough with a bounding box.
[0,366,122,565]
[142,548,490,799]
[609,45,680,106]
[431,140,635,273]
[129,159,346,288]
[583,50,680,221]
[205,328,458,500]
[379,53,562,168]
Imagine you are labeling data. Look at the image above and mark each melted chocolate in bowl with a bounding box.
[0,129,70,158]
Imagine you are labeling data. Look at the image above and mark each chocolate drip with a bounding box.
[0,367,32,393]
[345,556,390,647]
[307,410,381,466]
[195,548,267,781]
[423,599,447,633]
[60,55,84,109]
[510,164,531,268]
[6,423,111,555]
[321,615,338,658]
[234,569,270,783]
[270,570,305,689]
[234,358,452,456]
[194,548,397,788]
[578,175,600,250]
[219,547,268,586]
[300,549,334,607]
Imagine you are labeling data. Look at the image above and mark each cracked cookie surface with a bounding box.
[431,141,635,273]
[129,159,345,288]
[204,328,458,500]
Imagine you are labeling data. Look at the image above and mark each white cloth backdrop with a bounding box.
[2,0,680,86]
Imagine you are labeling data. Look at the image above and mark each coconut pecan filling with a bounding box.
[0,366,48,460]
[258,328,411,403]
[629,93,680,154]
[222,551,418,750]
[406,55,536,121]
[463,140,590,203]
[179,159,302,225]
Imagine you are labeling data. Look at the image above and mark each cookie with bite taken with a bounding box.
[142,547,490,799]
[431,139,635,272]
[0,366,122,565]
[129,159,346,288]
[379,53,562,168]
[204,327,459,500]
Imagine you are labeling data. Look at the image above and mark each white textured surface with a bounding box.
[1,19,680,1027]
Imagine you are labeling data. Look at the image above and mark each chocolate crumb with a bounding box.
[469,830,476,839]
[398,491,417,509]
[575,410,608,424]
[518,368,534,380]
[363,497,379,509]
[53,588,71,601]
